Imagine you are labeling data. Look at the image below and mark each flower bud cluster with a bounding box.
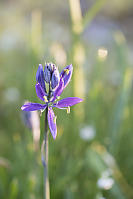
[44,63,60,90]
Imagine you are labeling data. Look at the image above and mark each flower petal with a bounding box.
[44,63,52,83]
[51,64,73,102]
[36,64,46,92]
[35,83,48,102]
[51,68,60,90]
[21,102,47,111]
[51,78,64,102]
[60,64,73,89]
[54,97,83,108]
[47,107,57,139]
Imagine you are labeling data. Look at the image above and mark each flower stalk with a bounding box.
[44,107,50,199]
[21,62,83,199]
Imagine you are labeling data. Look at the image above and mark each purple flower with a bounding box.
[21,63,83,139]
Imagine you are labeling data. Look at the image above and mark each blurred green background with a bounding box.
[0,0,133,198]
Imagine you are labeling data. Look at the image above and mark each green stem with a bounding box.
[44,107,50,199]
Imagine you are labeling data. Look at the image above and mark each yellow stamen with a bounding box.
[67,106,70,114]
[54,116,57,124]
[57,96,60,100]
[43,96,48,102]
[64,69,69,75]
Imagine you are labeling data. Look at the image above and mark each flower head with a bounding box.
[21,63,83,139]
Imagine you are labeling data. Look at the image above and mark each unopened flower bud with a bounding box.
[51,68,60,89]
[44,63,53,83]
[36,64,46,91]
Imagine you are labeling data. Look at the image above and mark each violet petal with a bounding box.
[60,64,73,88]
[36,64,46,92]
[35,83,47,102]
[21,102,47,111]
[51,68,60,90]
[47,107,57,139]
[54,97,83,108]
[51,78,64,102]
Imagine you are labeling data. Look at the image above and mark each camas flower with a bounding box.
[21,63,83,139]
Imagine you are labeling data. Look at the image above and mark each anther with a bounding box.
[66,106,70,114]
[64,69,69,75]
[43,96,48,103]
[53,116,57,124]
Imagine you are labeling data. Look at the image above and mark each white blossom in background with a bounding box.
[97,177,114,190]
[98,47,108,61]
[97,170,114,190]
[79,125,96,141]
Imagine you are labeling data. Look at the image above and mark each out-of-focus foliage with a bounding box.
[0,0,133,199]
